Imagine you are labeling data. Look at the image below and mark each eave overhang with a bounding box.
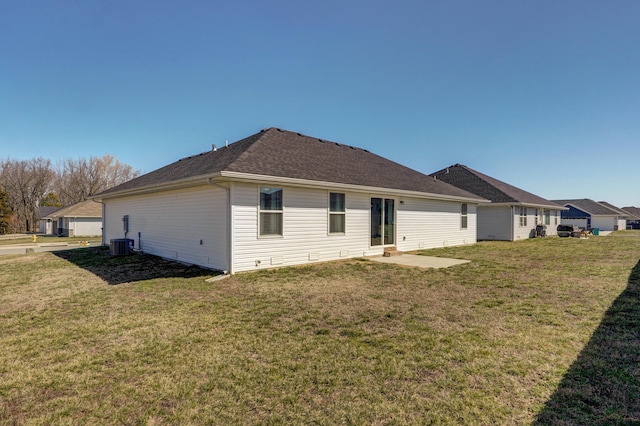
[94,171,489,204]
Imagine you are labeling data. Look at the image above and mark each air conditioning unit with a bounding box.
[110,238,134,256]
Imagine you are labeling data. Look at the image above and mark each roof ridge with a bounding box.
[457,165,519,203]
[433,164,517,203]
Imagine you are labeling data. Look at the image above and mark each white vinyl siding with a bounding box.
[68,217,102,236]
[395,198,476,251]
[232,183,370,272]
[232,183,480,272]
[102,184,229,271]
[477,205,513,241]
[58,217,100,237]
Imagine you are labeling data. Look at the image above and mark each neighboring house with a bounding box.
[622,206,640,229]
[38,206,61,234]
[598,201,630,231]
[94,128,487,274]
[41,200,103,237]
[430,164,565,241]
[552,199,627,231]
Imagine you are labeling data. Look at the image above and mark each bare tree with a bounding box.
[55,155,140,205]
[0,189,12,234]
[0,158,56,233]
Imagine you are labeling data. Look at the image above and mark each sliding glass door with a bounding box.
[370,198,395,246]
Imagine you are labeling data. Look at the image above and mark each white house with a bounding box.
[430,164,566,241]
[553,199,628,231]
[94,128,487,274]
[40,200,103,237]
[38,206,61,235]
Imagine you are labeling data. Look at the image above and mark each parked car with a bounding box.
[557,224,580,238]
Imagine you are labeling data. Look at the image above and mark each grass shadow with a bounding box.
[53,246,216,285]
[534,260,640,425]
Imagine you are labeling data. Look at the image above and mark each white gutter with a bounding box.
[217,171,490,204]
[490,201,569,210]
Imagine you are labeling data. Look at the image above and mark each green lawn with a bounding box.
[1,232,639,424]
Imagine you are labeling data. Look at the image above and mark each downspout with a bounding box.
[511,205,515,241]
[207,178,232,274]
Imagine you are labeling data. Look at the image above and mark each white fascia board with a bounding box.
[216,171,489,204]
[92,174,223,201]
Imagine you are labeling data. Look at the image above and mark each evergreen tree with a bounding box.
[40,192,62,207]
[0,189,12,234]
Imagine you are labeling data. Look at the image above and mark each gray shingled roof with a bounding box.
[622,206,640,219]
[38,206,61,219]
[430,164,563,208]
[598,201,629,217]
[97,128,484,201]
[552,199,623,216]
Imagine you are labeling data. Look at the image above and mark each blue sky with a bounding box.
[2,1,639,207]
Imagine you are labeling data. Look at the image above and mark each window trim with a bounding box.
[328,192,346,235]
[258,185,283,238]
[519,206,528,227]
[461,203,468,230]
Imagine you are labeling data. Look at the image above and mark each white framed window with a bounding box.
[461,203,468,229]
[259,186,283,237]
[544,210,551,226]
[329,192,345,234]
[519,207,527,227]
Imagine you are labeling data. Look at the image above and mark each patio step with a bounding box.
[383,247,402,257]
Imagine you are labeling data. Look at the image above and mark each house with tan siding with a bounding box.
[94,128,487,274]
[430,164,566,241]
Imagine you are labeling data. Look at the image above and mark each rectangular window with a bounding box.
[519,207,528,227]
[555,211,558,225]
[534,209,539,225]
[461,203,468,229]
[259,186,283,237]
[544,210,551,226]
[329,192,345,234]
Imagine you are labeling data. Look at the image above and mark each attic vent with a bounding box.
[297,133,302,136]
[363,149,369,153]
[318,139,325,143]
[350,146,356,150]
[334,142,341,146]
[277,128,283,132]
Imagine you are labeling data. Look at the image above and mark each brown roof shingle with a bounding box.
[430,164,563,208]
[551,199,623,216]
[47,200,102,218]
[97,128,484,201]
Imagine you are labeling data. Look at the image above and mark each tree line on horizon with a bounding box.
[0,155,139,234]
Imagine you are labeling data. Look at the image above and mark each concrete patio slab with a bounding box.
[370,254,470,269]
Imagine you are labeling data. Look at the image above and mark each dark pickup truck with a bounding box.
[557,224,581,238]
